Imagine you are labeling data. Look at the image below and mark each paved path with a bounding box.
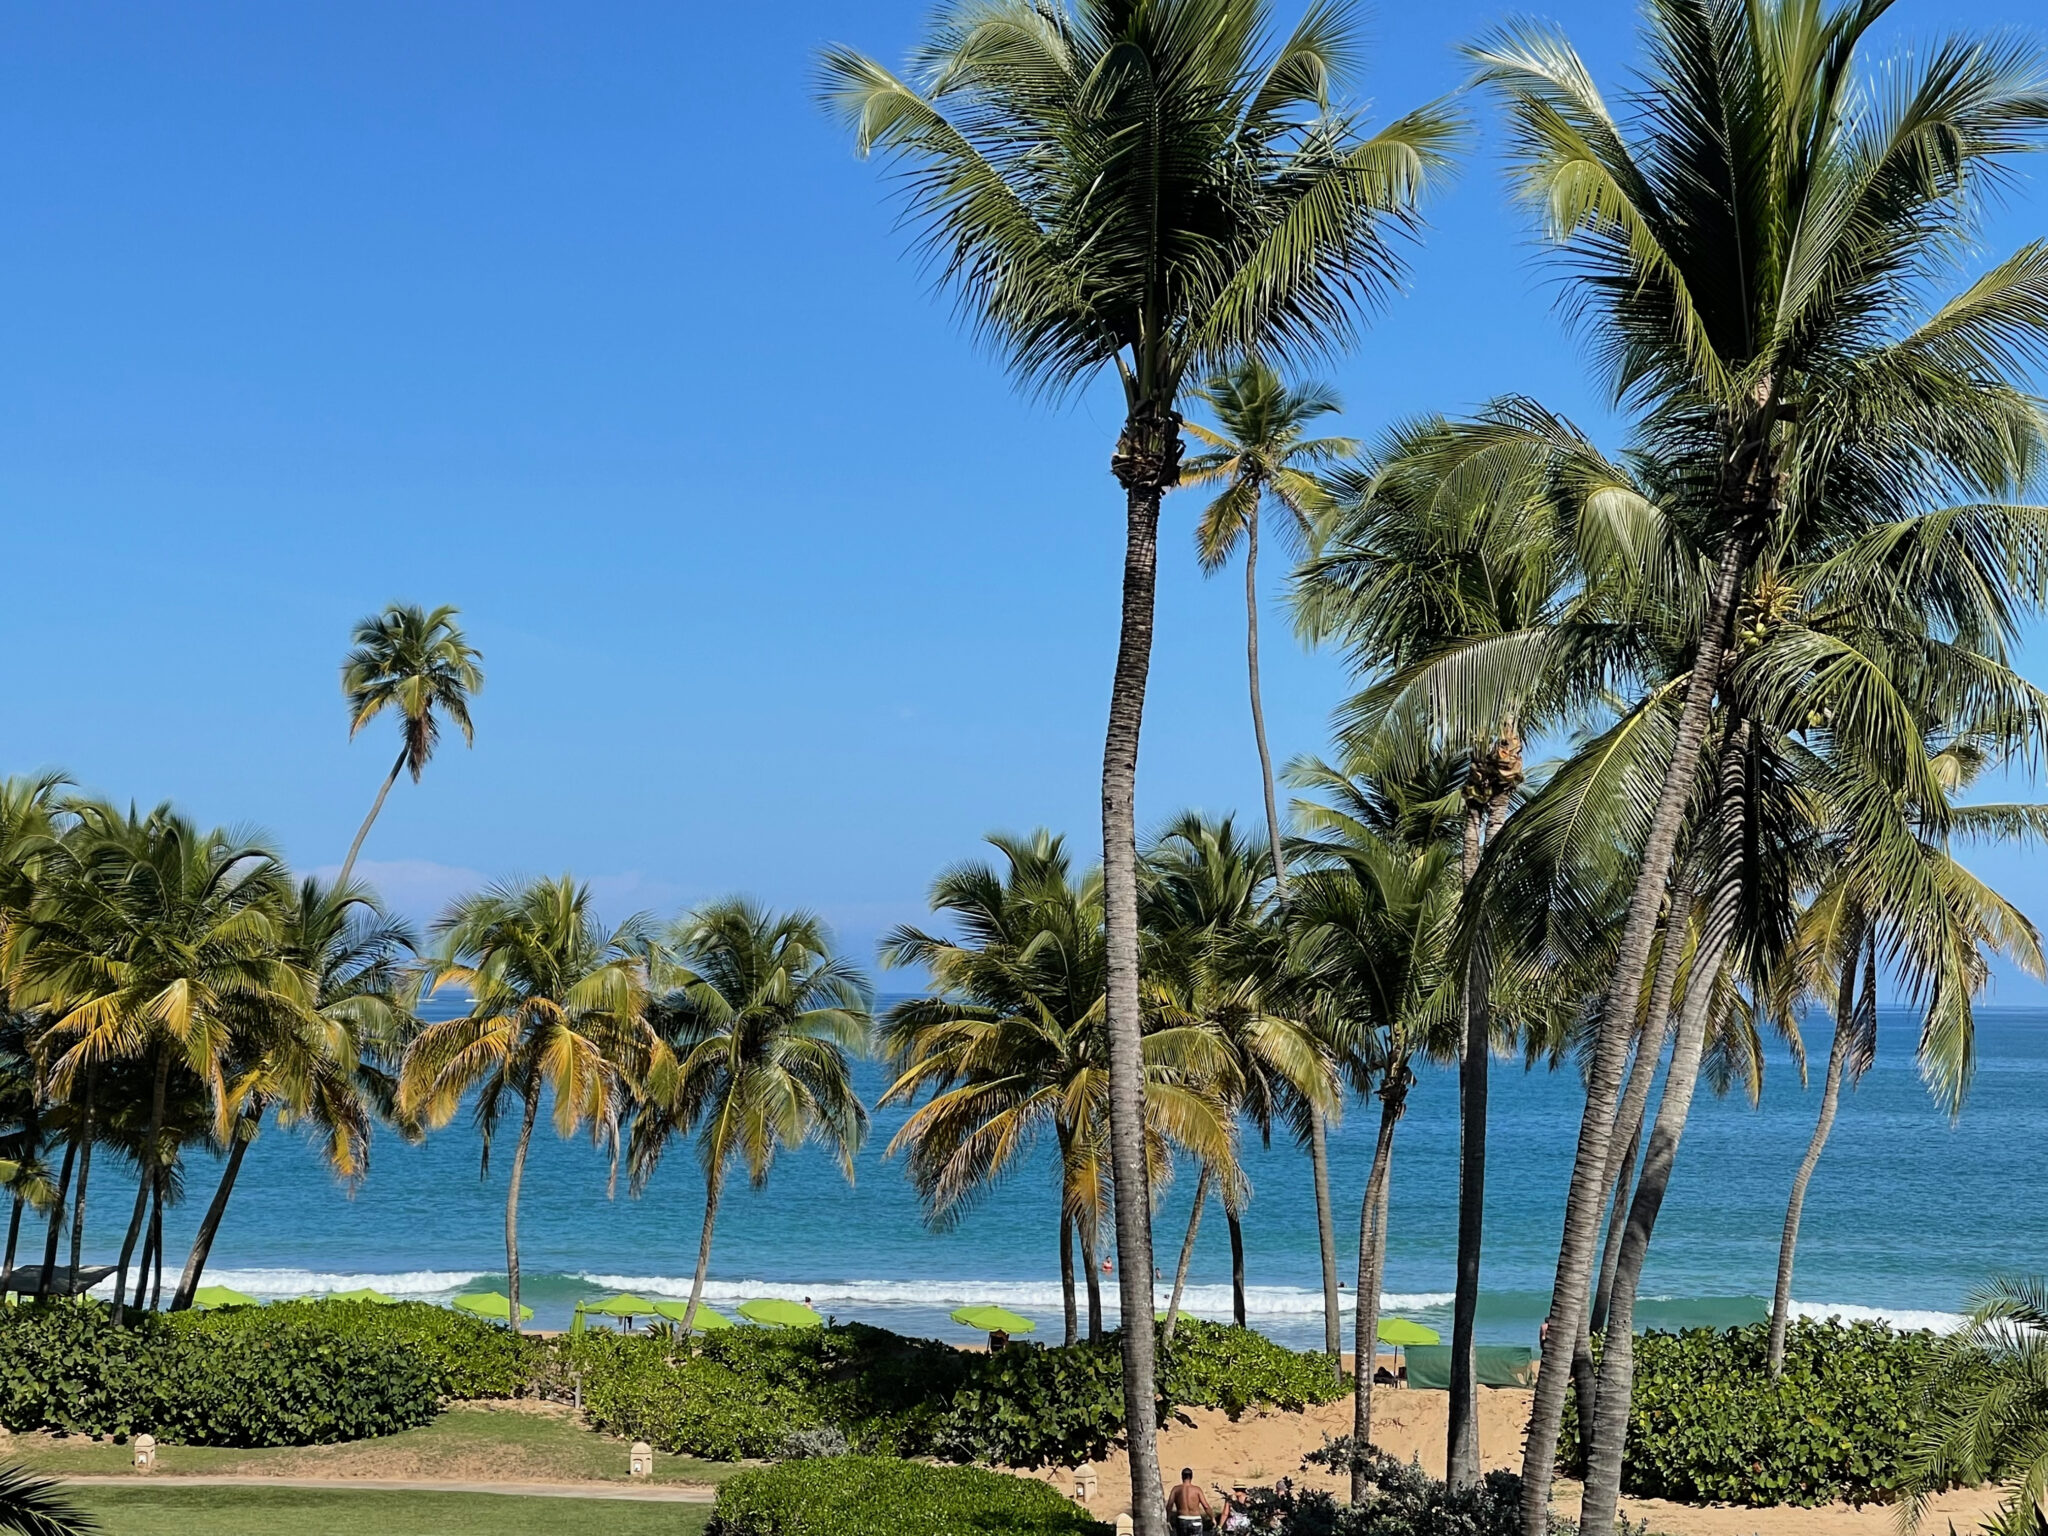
[56,1474,716,1503]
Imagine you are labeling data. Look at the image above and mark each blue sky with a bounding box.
[3,0,2046,995]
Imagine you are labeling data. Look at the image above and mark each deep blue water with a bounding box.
[49,1006,2048,1346]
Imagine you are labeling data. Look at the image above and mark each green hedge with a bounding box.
[0,1299,535,1446]
[706,1455,1108,1536]
[578,1316,1348,1468]
[1561,1319,1939,1507]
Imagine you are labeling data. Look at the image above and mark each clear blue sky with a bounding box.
[4,0,2045,995]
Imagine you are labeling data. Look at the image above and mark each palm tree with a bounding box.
[1764,740,2048,1373]
[628,900,870,1336]
[400,876,656,1334]
[1288,745,1465,1501]
[821,11,1460,1520]
[335,603,484,889]
[0,776,68,1292]
[172,877,416,1309]
[882,832,1232,1344]
[11,805,300,1321]
[0,1462,97,1535]
[1902,1276,2048,1536]
[1140,812,1334,1338]
[1467,5,2048,1520]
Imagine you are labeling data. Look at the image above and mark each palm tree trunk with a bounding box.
[173,1110,261,1311]
[112,1051,169,1325]
[336,745,410,891]
[1579,728,1749,1536]
[1162,1166,1209,1342]
[4,1195,22,1286]
[136,1190,157,1312]
[1227,1207,1246,1328]
[1519,535,1750,1536]
[1351,1084,1403,1504]
[1449,799,1490,1489]
[1244,515,1288,896]
[37,1135,77,1299]
[1104,402,1179,1536]
[680,1164,723,1334]
[65,1074,96,1286]
[1080,1219,1104,1344]
[1310,1108,1341,1363]
[503,1084,543,1337]
[1060,1211,1079,1347]
[1768,939,1858,1375]
[6,1098,38,1288]
[148,1182,166,1311]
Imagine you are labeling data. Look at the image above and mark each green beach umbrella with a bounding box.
[571,1302,588,1336]
[1376,1317,1440,1347]
[191,1285,260,1309]
[736,1298,822,1329]
[586,1293,658,1322]
[453,1291,534,1324]
[328,1287,397,1305]
[653,1300,734,1331]
[951,1305,1036,1335]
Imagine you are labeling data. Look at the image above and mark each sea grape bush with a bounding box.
[1233,1442,1522,1536]
[1559,1319,1940,1507]
[0,1299,533,1445]
[574,1316,1349,1467]
[706,1455,1109,1536]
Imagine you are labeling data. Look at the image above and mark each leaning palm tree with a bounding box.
[400,876,656,1334]
[821,11,1460,1519]
[336,603,484,889]
[172,877,416,1309]
[1468,5,2048,1521]
[630,901,871,1335]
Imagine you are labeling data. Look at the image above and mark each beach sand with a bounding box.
[1006,1365,2013,1535]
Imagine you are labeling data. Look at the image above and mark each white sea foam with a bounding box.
[198,1268,486,1300]
[573,1273,1452,1317]
[1790,1299,1965,1334]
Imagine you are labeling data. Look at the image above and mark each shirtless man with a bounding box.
[1166,1467,1214,1535]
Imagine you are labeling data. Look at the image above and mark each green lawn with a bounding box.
[66,1486,713,1536]
[7,1405,733,1487]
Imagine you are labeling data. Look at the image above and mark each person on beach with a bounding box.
[1166,1467,1214,1535]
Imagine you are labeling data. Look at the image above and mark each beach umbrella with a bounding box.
[653,1300,734,1331]
[950,1305,1036,1335]
[736,1298,822,1329]
[583,1293,658,1329]
[571,1302,588,1336]
[453,1291,534,1324]
[1376,1317,1440,1346]
[328,1287,398,1304]
[191,1285,260,1309]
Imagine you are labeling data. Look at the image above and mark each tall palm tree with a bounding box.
[1287,745,1464,1502]
[172,877,415,1309]
[629,901,870,1336]
[821,11,1460,1519]
[11,805,300,1321]
[336,603,484,889]
[400,876,656,1334]
[1467,5,2048,1520]
[0,775,67,1291]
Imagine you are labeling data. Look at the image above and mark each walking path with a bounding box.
[55,1473,716,1503]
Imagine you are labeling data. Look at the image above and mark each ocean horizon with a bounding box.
[47,1002,2048,1346]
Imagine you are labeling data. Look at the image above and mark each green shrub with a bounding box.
[707,1455,1108,1536]
[1235,1443,1522,1535]
[578,1317,1346,1468]
[1560,1319,1938,1507]
[0,1298,531,1446]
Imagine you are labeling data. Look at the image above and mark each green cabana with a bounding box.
[191,1285,260,1309]
[736,1298,822,1329]
[453,1291,534,1324]
[652,1300,734,1331]
[950,1305,1036,1335]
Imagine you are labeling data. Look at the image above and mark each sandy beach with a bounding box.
[1009,1368,2013,1535]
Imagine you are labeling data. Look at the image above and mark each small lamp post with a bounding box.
[132,1435,156,1470]
[629,1441,653,1478]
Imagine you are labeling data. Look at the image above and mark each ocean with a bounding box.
[61,1005,2048,1346]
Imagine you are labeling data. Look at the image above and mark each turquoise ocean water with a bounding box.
[62,1004,2048,1346]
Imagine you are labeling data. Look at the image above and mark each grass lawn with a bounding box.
[67,1485,713,1535]
[5,1404,734,1487]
